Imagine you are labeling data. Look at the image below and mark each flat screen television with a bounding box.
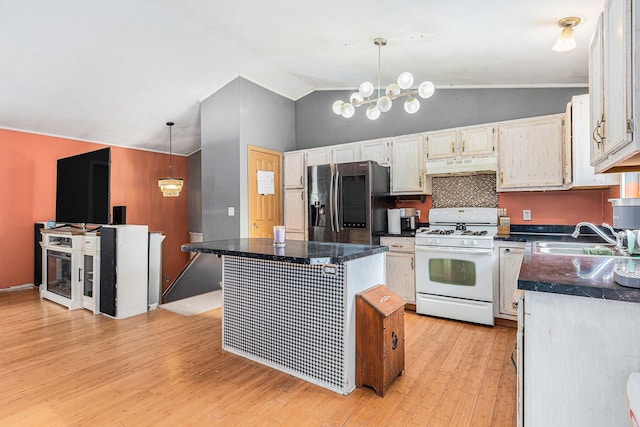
[55,147,111,225]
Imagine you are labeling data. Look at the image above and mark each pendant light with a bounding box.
[332,37,435,120]
[158,122,183,197]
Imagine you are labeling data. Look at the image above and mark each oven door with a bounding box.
[415,245,494,302]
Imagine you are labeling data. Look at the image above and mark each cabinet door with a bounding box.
[332,144,359,164]
[498,246,524,318]
[284,152,305,189]
[386,252,415,303]
[571,94,620,187]
[391,136,424,193]
[589,13,606,165]
[284,189,306,234]
[460,126,495,157]
[425,130,457,159]
[498,115,566,191]
[602,0,633,156]
[306,148,332,167]
[359,139,390,165]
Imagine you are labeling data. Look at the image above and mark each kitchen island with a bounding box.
[517,242,640,427]
[181,238,388,395]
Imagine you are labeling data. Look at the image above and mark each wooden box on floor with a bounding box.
[356,284,405,397]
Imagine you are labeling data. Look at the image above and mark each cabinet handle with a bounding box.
[300,191,303,200]
[462,140,465,152]
[512,301,519,310]
[451,141,455,152]
[411,257,414,270]
[391,244,402,248]
[500,171,504,184]
[79,268,82,282]
[299,176,302,186]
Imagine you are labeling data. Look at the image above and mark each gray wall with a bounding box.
[295,87,588,149]
[200,77,295,240]
[187,149,202,233]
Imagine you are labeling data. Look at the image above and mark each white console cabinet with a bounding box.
[40,225,149,319]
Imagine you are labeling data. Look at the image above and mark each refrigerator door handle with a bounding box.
[334,170,340,232]
[329,166,335,232]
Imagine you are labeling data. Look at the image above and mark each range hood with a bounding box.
[425,156,498,176]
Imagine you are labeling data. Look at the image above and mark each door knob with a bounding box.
[252,223,258,230]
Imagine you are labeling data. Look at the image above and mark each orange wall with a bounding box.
[0,128,189,290]
[396,187,620,225]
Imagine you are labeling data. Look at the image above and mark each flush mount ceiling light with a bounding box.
[158,121,183,197]
[332,37,435,120]
[552,17,582,52]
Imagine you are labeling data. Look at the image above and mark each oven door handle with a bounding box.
[415,246,493,256]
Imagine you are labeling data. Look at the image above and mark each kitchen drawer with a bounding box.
[380,236,415,253]
[83,237,98,249]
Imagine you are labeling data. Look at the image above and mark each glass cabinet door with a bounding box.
[83,254,94,298]
[46,250,72,298]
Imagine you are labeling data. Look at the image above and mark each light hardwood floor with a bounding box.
[0,288,516,426]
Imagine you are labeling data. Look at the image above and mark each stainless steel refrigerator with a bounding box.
[308,160,391,245]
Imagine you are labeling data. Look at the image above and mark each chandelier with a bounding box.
[332,37,435,120]
[158,121,184,197]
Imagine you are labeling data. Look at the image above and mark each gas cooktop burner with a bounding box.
[461,230,488,236]
[425,229,455,235]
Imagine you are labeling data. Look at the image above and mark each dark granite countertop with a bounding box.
[518,241,640,303]
[181,238,388,265]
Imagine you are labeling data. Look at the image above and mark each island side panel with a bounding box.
[221,255,349,394]
[343,252,386,393]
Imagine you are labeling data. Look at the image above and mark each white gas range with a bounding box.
[415,208,498,326]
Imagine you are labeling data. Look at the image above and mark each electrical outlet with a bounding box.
[523,210,532,221]
[228,207,235,216]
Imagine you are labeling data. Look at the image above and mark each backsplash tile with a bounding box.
[432,174,498,208]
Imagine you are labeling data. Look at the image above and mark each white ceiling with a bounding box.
[0,0,603,156]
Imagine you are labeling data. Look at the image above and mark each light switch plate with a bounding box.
[228,207,235,216]
[523,210,532,221]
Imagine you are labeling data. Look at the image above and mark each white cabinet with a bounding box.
[390,135,430,194]
[40,230,84,310]
[425,130,457,159]
[284,151,305,189]
[332,143,359,164]
[494,242,525,320]
[284,189,306,237]
[497,114,570,191]
[569,94,619,188]
[425,126,495,160]
[590,0,640,173]
[380,236,415,303]
[81,235,100,314]
[522,291,640,426]
[305,147,332,167]
[359,139,391,165]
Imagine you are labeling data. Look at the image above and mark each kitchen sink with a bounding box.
[534,241,622,257]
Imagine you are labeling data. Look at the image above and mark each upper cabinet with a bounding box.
[283,151,305,189]
[332,143,359,164]
[497,114,570,191]
[390,135,430,194]
[569,94,619,188]
[590,0,640,173]
[425,126,495,160]
[305,147,332,167]
[359,139,391,166]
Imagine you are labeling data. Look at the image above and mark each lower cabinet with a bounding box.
[494,241,525,320]
[380,236,415,304]
[284,188,306,237]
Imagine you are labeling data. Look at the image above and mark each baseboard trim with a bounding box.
[0,284,37,292]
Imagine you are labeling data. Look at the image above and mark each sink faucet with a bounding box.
[571,222,623,248]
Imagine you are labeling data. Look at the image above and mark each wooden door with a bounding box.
[360,139,390,165]
[283,151,305,189]
[498,245,524,318]
[248,146,282,238]
[391,136,424,193]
